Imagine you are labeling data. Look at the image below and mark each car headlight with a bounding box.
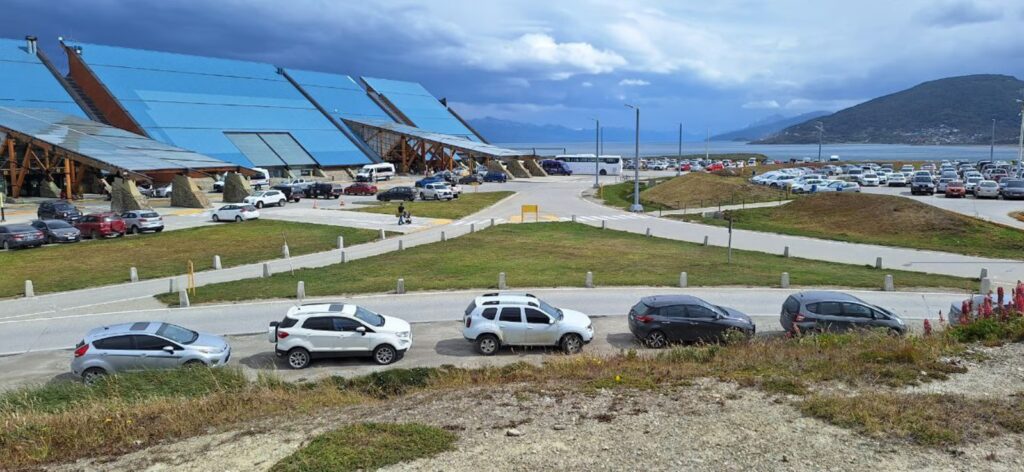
[396,331,410,339]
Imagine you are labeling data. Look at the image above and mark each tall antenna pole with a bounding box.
[705,127,709,160]
[990,118,995,161]
[677,122,682,176]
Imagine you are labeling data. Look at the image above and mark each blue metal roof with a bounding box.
[0,38,85,117]
[63,41,373,167]
[346,118,524,158]
[287,69,392,122]
[360,77,479,140]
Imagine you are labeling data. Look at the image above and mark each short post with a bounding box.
[646,227,652,237]
[340,250,347,263]
[441,231,447,242]
[679,272,688,288]
[379,228,386,240]
[398,239,404,251]
[396,278,406,294]
[213,255,222,270]
[130,267,139,283]
[262,263,271,278]
[601,220,606,230]
[24,280,34,298]
[297,281,305,300]
[470,223,475,233]
[169,278,177,294]
[783,246,790,258]
[585,271,594,288]
[178,288,190,308]
[980,277,992,294]
[883,275,894,292]
[498,272,507,290]
[490,218,496,227]
[282,243,290,259]
[780,272,790,288]
[875,257,882,270]
[703,235,709,246]
[337,236,345,250]
[980,268,988,280]
[572,215,577,223]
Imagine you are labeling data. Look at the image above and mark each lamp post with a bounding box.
[1017,97,1024,173]
[676,122,683,176]
[624,104,643,212]
[592,118,600,188]
[990,118,996,161]
[815,121,824,162]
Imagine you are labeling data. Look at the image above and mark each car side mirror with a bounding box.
[549,318,556,325]
[162,346,175,353]
[356,326,367,335]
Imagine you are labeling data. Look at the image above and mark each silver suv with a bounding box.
[461,292,594,355]
[269,302,412,368]
[71,322,231,384]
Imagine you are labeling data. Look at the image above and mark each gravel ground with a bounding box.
[903,342,1024,398]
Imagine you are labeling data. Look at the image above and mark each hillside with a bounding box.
[639,173,786,209]
[712,111,829,142]
[757,74,1024,145]
[469,117,692,143]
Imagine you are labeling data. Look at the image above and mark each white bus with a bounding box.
[554,154,623,176]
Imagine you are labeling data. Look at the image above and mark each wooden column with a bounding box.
[64,155,73,200]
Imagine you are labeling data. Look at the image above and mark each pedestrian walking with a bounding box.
[397,202,406,225]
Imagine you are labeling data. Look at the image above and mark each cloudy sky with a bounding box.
[8,0,1024,134]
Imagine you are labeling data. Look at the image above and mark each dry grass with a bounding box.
[1011,211,1024,223]
[640,173,788,209]
[271,423,457,471]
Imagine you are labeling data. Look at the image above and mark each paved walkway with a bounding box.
[648,199,792,216]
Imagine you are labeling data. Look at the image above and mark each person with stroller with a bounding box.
[397,203,412,225]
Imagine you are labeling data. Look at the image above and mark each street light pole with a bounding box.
[1017,97,1024,173]
[592,118,600,188]
[990,118,996,161]
[625,104,643,212]
[815,121,824,162]
[677,122,682,176]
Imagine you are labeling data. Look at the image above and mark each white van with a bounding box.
[250,167,270,189]
[356,163,396,182]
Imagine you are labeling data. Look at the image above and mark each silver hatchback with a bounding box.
[71,322,231,384]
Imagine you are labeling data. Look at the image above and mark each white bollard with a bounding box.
[646,227,652,237]
[213,255,222,270]
[24,280,34,298]
[396,278,406,294]
[780,272,790,289]
[585,271,594,288]
[262,263,271,278]
[498,272,507,290]
[169,278,179,294]
[379,228,386,240]
[340,250,347,263]
[337,236,345,250]
[601,220,606,230]
[491,218,496,227]
[282,243,290,259]
[178,289,190,308]
[703,236,709,246]
[980,277,992,294]
[441,231,447,242]
[572,215,577,223]
[297,281,305,300]
[130,267,139,283]
[679,272,688,288]
[980,268,988,280]
[398,239,404,251]
[470,223,475,233]
[883,275,894,292]
[875,257,882,270]
[783,246,790,258]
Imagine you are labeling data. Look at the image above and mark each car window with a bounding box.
[783,296,800,315]
[93,335,134,350]
[687,305,718,319]
[31,221,43,229]
[809,301,842,315]
[524,308,550,324]
[659,305,687,319]
[156,323,199,344]
[353,306,385,327]
[302,316,334,331]
[133,335,173,350]
[841,303,873,318]
[498,307,522,323]
[481,308,497,320]
[279,317,298,328]
[332,317,363,332]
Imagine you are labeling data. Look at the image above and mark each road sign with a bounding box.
[521,204,539,222]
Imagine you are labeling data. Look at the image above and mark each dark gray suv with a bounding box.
[780,291,906,335]
[628,295,755,347]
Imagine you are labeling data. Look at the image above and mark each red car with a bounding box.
[75,212,127,239]
[705,163,725,172]
[945,181,966,198]
[343,183,378,196]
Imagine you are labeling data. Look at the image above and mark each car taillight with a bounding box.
[794,313,805,322]
[635,315,653,323]
[74,344,89,357]
[465,317,472,328]
[277,331,289,339]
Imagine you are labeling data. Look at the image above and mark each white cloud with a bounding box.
[581,81,593,87]
[618,78,651,86]
[437,32,627,79]
[448,100,569,119]
[782,98,867,111]
[742,100,780,109]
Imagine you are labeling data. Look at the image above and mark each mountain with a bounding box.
[468,117,694,143]
[756,75,1024,145]
[711,111,829,142]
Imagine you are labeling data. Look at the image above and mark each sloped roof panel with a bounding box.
[0,38,85,117]
[287,69,392,122]
[348,118,523,158]
[360,76,478,140]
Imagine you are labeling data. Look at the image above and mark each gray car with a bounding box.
[780,291,906,335]
[1000,179,1024,200]
[30,219,82,243]
[71,322,231,384]
[120,210,165,234]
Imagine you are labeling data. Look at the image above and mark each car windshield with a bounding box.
[53,204,75,211]
[252,192,268,197]
[353,306,385,327]
[538,300,563,320]
[1007,181,1024,188]
[139,212,159,218]
[156,323,199,344]
[913,177,932,182]
[981,182,997,187]
[48,220,72,229]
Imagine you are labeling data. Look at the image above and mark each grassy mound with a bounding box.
[640,173,787,209]
[271,423,457,472]
[687,193,1024,259]
[353,191,514,220]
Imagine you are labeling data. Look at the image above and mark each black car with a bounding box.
[780,291,906,335]
[909,176,935,195]
[270,184,303,202]
[628,295,755,347]
[459,174,483,185]
[37,200,82,223]
[30,219,81,243]
[0,225,46,250]
[303,182,343,199]
[376,186,416,202]
[483,171,508,183]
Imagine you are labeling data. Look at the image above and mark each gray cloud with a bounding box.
[919,0,1003,27]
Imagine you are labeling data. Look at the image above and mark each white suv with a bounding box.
[462,292,594,355]
[243,190,288,208]
[268,303,412,368]
[419,182,454,201]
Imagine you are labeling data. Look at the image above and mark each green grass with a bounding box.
[0,220,382,298]
[156,222,972,305]
[599,179,674,211]
[353,191,513,220]
[271,423,457,472]
[674,193,1024,260]
[601,173,788,211]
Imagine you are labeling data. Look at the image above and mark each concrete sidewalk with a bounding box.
[648,199,792,216]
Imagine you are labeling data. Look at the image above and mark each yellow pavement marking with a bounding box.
[508,214,559,223]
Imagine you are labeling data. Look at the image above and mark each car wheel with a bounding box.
[183,359,206,368]
[560,333,584,355]
[888,328,904,337]
[420,193,426,200]
[287,348,311,369]
[130,225,139,235]
[212,214,220,222]
[82,367,107,385]
[255,201,263,209]
[373,344,398,365]
[2,240,9,251]
[235,216,243,222]
[476,334,499,356]
[599,169,608,176]
[406,197,414,202]
[155,228,163,233]
[645,330,668,349]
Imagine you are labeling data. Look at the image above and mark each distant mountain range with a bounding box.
[757,74,1024,145]
[710,111,829,142]
[468,117,698,143]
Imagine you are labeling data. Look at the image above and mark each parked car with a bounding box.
[150,183,173,198]
[541,159,573,175]
[71,322,231,384]
[212,179,225,193]
[377,186,417,202]
[268,302,412,368]
[974,180,1000,199]
[304,182,343,199]
[886,173,907,187]
[935,177,953,193]
[462,292,593,355]
[30,219,81,244]
[910,175,935,195]
[212,204,259,222]
[857,173,880,187]
[459,174,484,185]
[243,190,288,208]
[944,180,966,198]
[627,295,754,347]
[483,171,508,183]
[822,181,860,192]
[0,224,45,250]
[789,178,829,194]
[120,210,164,234]
[419,182,454,201]
[37,200,82,223]
[780,291,906,335]
[270,184,304,202]
[341,182,376,196]
[965,176,982,193]
[76,212,126,239]
[1000,179,1024,199]
[448,183,463,198]
[414,176,445,188]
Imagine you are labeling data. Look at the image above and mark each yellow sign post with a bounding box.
[521,204,539,222]
[186,260,196,296]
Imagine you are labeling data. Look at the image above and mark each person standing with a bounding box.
[397,202,406,225]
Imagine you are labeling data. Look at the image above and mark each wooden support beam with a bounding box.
[64,155,73,200]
